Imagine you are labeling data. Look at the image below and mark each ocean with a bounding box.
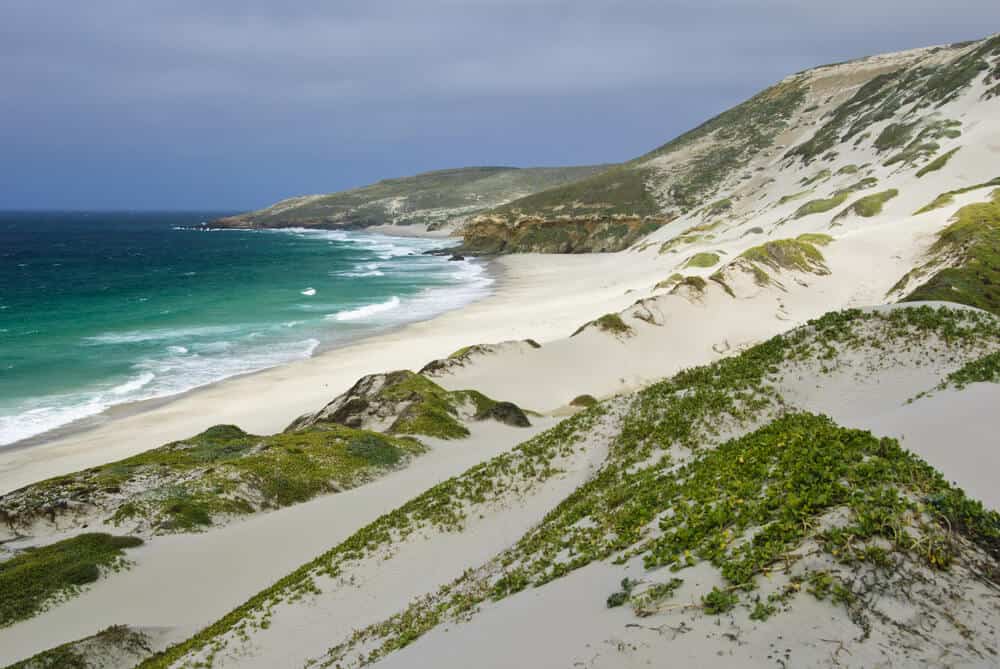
[0,211,490,446]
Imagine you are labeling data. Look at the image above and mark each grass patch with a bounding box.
[874,122,917,152]
[2,423,427,535]
[655,273,685,290]
[916,147,961,177]
[705,198,733,216]
[777,190,812,206]
[6,625,153,669]
[794,194,848,218]
[941,350,1000,389]
[739,237,829,275]
[833,189,899,222]
[796,233,833,246]
[884,120,961,169]
[672,275,708,294]
[684,252,721,268]
[376,372,473,439]
[914,177,1000,214]
[793,178,877,219]
[0,534,143,627]
[903,189,1000,315]
[573,313,633,337]
[799,169,832,187]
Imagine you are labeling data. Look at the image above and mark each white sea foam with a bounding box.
[110,372,155,396]
[166,345,189,354]
[191,340,233,354]
[0,337,321,446]
[301,287,317,296]
[338,262,385,278]
[84,325,242,345]
[329,296,402,322]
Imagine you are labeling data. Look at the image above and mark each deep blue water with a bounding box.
[0,212,489,445]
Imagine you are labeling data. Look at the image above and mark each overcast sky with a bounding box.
[1,1,997,211]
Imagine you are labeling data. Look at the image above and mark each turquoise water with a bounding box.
[0,212,489,446]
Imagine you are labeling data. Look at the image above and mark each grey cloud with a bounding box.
[0,1,997,209]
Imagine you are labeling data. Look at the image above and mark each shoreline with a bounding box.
[0,254,505,458]
[0,249,659,495]
[0,225,475,455]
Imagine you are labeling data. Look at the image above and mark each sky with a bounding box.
[1,1,998,211]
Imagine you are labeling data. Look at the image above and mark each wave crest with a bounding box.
[329,296,401,322]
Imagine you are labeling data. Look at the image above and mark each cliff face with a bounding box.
[457,214,672,254]
[211,165,609,231]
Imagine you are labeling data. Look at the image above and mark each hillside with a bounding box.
[459,34,1000,253]
[211,165,608,231]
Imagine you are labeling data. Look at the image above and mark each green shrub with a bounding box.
[606,578,638,608]
[573,313,633,337]
[684,252,721,268]
[834,189,899,222]
[904,189,1000,314]
[702,587,738,614]
[874,122,917,152]
[916,147,960,177]
[345,434,404,467]
[0,534,143,627]
[793,178,876,219]
[914,177,1000,214]
[739,238,829,275]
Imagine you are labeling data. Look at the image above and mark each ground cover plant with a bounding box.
[0,534,143,627]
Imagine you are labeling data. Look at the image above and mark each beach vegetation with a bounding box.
[792,178,877,219]
[795,233,833,246]
[572,313,633,337]
[833,189,899,223]
[1,424,427,536]
[605,578,638,608]
[943,350,1000,388]
[672,275,708,294]
[903,189,1000,315]
[684,252,721,268]
[705,198,733,216]
[914,177,1000,214]
[777,190,812,206]
[916,147,960,177]
[874,122,917,152]
[0,534,143,627]
[5,625,153,669]
[739,237,829,275]
[799,169,831,186]
[654,273,685,290]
